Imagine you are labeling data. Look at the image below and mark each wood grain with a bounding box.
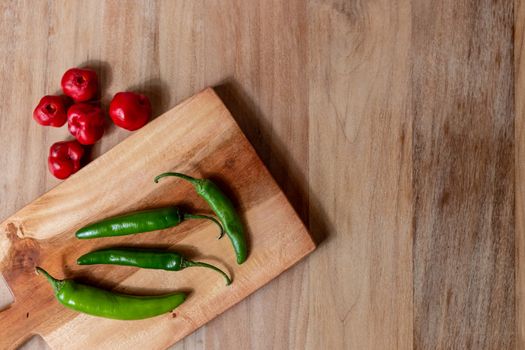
[412,1,515,349]
[0,0,520,349]
[307,1,413,349]
[517,0,525,348]
[0,88,315,349]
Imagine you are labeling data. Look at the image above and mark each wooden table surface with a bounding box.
[0,0,521,349]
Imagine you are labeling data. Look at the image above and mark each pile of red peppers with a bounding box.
[34,67,152,179]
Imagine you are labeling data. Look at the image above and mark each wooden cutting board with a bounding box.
[0,88,315,349]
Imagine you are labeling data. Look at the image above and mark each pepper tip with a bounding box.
[153,172,170,183]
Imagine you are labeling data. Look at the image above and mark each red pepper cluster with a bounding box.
[34,67,152,179]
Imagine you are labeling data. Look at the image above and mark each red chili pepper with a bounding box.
[67,103,105,145]
[48,140,85,179]
[33,95,70,127]
[61,68,99,102]
[109,92,151,131]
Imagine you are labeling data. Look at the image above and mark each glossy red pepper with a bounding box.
[61,68,99,102]
[67,103,105,145]
[33,95,70,127]
[48,140,85,179]
[109,92,151,131]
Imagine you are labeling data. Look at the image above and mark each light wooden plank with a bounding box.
[307,1,413,349]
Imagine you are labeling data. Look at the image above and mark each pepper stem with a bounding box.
[184,260,232,286]
[36,267,63,292]
[184,213,224,239]
[154,172,199,186]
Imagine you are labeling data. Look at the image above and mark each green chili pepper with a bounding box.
[154,172,248,264]
[36,267,186,320]
[77,248,232,285]
[75,206,223,239]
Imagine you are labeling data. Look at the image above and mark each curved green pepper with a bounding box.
[154,172,248,264]
[77,248,232,285]
[76,206,223,239]
[36,267,186,320]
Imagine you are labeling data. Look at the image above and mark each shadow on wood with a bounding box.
[215,81,330,245]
